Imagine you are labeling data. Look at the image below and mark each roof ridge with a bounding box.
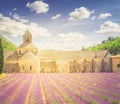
[19,50,38,60]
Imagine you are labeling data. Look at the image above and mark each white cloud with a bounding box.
[13,8,17,11]
[26,1,49,14]
[68,7,94,21]
[9,12,12,16]
[9,8,17,16]
[0,13,50,37]
[95,21,120,34]
[56,32,87,42]
[98,13,112,19]
[12,13,29,23]
[0,13,3,18]
[51,14,62,20]
[91,16,96,20]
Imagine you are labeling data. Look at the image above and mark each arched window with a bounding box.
[30,66,32,70]
[117,64,120,68]
[26,37,29,42]
[19,50,21,54]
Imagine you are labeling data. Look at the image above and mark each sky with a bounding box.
[0,0,120,50]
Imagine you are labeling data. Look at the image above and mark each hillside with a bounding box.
[87,37,120,55]
[0,36,16,51]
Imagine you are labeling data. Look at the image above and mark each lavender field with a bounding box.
[0,73,120,104]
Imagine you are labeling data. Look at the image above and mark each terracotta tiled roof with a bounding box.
[23,30,32,36]
[19,51,39,60]
[39,50,110,60]
[111,54,120,58]
[18,42,37,48]
[6,51,19,61]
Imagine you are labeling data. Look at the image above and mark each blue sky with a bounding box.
[0,0,120,50]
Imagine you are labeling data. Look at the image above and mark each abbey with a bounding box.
[4,31,120,73]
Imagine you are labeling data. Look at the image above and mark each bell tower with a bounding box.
[23,31,32,43]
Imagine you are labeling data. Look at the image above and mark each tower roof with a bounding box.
[111,54,120,58]
[18,30,37,49]
[18,42,37,48]
[23,30,32,36]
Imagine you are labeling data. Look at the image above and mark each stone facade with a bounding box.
[4,31,120,73]
[111,55,120,72]
[4,31,40,73]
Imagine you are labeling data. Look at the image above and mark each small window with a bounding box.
[23,66,24,70]
[26,37,29,41]
[30,66,32,70]
[19,50,21,54]
[117,64,120,68]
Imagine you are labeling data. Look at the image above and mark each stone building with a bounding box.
[111,54,120,72]
[4,31,40,73]
[4,31,120,73]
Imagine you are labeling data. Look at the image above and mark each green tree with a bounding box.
[0,39,4,74]
[87,37,120,55]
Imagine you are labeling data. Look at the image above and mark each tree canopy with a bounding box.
[0,36,16,51]
[0,39,4,74]
[87,37,120,55]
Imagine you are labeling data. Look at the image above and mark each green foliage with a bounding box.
[0,36,16,51]
[88,101,98,104]
[87,37,120,55]
[0,39,4,74]
[91,101,98,104]
[0,35,16,73]
[117,64,120,68]
[111,100,119,104]
[103,96,109,102]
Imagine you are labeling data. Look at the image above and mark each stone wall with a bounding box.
[4,50,116,73]
[19,60,40,73]
[4,62,19,73]
[56,60,70,73]
[93,58,103,72]
[69,59,84,73]
[102,58,112,72]
[111,57,120,72]
[40,60,57,73]
[4,57,113,73]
